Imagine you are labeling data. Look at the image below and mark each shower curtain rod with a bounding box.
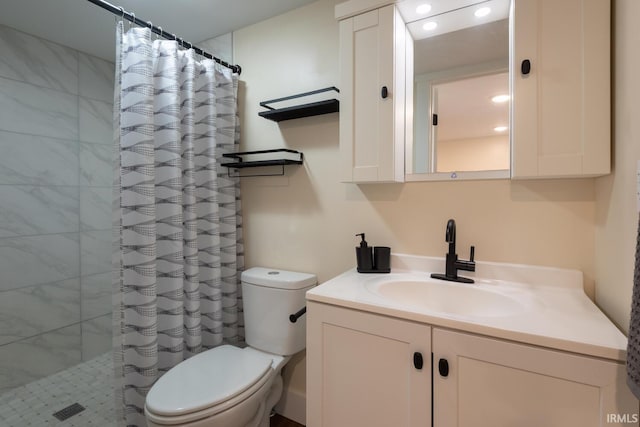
[86,0,242,74]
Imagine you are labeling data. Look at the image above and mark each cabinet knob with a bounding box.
[438,358,449,377]
[413,352,424,370]
[381,86,388,99]
[521,59,531,75]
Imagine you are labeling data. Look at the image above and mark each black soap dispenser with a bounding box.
[355,233,374,272]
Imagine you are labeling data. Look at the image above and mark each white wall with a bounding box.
[595,0,640,333]
[233,0,617,420]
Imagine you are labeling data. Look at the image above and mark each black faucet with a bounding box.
[431,219,475,284]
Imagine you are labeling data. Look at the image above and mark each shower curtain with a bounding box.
[111,23,244,427]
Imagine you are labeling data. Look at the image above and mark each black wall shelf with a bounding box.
[258,87,339,122]
[221,149,303,177]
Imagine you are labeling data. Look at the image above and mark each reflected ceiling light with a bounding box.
[494,126,508,132]
[474,7,491,17]
[491,94,510,103]
[416,4,432,14]
[422,21,438,31]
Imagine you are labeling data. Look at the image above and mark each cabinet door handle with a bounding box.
[381,86,388,99]
[438,358,449,377]
[521,59,531,75]
[413,352,424,370]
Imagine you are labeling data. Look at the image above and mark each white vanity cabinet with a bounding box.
[337,3,411,183]
[511,0,611,178]
[306,302,431,427]
[433,328,637,427]
[307,302,637,427]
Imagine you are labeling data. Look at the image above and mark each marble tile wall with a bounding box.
[0,23,114,394]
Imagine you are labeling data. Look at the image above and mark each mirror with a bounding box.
[398,0,511,181]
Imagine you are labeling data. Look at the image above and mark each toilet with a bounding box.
[144,267,317,427]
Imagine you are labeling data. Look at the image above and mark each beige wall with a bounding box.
[234,0,609,408]
[437,135,510,172]
[595,0,639,333]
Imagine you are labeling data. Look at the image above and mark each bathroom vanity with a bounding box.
[305,254,637,427]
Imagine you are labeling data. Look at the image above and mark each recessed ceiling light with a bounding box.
[491,94,510,103]
[422,21,438,31]
[416,4,432,14]
[475,7,491,17]
[494,126,508,132]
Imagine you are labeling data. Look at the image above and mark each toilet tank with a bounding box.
[241,267,317,356]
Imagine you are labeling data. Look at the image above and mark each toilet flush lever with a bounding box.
[289,307,307,323]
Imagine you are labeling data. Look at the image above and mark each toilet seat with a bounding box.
[145,345,274,425]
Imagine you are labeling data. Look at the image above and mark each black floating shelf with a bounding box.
[258,87,339,122]
[221,149,303,177]
[222,158,302,169]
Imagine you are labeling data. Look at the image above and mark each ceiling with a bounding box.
[0,0,317,62]
[414,18,509,75]
[397,0,509,41]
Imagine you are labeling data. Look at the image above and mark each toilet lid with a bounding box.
[145,345,273,417]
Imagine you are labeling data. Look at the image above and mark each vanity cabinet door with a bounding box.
[511,0,610,178]
[306,302,431,427]
[338,4,409,183]
[433,328,637,427]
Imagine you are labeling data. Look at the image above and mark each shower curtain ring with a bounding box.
[115,6,125,27]
[157,26,163,41]
[129,12,135,31]
[116,6,124,25]
[147,21,153,40]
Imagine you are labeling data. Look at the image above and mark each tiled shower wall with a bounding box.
[0,24,114,393]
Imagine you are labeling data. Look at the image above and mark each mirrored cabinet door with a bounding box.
[403,0,511,181]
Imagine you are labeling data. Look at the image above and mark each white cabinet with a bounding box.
[306,302,431,427]
[338,4,411,183]
[433,328,637,427]
[511,0,611,178]
[307,303,637,427]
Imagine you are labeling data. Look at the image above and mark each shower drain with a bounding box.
[52,402,86,421]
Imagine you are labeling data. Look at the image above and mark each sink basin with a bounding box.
[364,275,530,317]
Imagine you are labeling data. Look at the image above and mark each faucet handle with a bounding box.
[469,246,475,262]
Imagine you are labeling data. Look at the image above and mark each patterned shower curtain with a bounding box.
[111,23,244,427]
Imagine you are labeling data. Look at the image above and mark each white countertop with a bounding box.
[306,253,628,362]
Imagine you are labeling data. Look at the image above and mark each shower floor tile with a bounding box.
[0,352,116,426]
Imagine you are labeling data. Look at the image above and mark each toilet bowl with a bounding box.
[145,346,288,427]
[144,268,316,427]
